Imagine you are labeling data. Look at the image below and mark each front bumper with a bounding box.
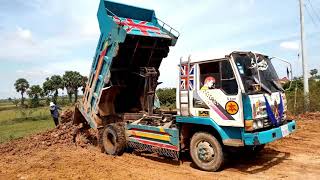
[243,120,296,145]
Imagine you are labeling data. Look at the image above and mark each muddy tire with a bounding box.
[98,128,105,153]
[190,132,224,172]
[102,123,126,156]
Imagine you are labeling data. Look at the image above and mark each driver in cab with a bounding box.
[201,76,216,90]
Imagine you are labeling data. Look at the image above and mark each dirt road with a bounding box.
[0,113,319,180]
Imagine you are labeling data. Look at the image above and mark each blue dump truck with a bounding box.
[73,0,296,171]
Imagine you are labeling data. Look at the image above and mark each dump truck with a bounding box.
[73,0,297,171]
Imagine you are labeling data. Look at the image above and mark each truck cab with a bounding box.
[176,51,296,170]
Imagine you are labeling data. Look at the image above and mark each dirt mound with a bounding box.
[0,108,99,158]
[0,121,77,156]
[60,108,74,123]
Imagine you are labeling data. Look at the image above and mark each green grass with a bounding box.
[0,119,54,143]
[0,104,56,143]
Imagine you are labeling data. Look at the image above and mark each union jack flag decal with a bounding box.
[113,17,168,38]
[180,64,194,91]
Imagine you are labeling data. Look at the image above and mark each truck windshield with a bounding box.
[234,54,282,94]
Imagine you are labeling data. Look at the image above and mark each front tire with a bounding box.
[190,132,224,172]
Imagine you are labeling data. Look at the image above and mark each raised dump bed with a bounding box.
[76,0,179,129]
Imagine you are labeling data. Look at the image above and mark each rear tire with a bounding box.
[102,123,126,156]
[190,132,224,172]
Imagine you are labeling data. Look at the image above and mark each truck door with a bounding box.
[192,59,244,127]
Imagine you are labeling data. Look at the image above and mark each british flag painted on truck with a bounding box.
[112,16,172,39]
[180,64,194,91]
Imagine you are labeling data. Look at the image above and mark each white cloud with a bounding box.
[280,41,299,50]
[0,0,100,62]
[16,59,91,79]
[0,24,98,62]
[16,26,32,40]
[80,20,100,38]
[43,59,92,76]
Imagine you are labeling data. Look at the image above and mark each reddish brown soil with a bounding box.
[0,112,319,180]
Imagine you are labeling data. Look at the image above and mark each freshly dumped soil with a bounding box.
[0,111,319,179]
[60,108,74,124]
[0,121,76,157]
[0,108,94,157]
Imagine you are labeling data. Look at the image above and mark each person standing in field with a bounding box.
[50,102,61,126]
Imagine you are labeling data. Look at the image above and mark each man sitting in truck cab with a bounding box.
[201,76,216,90]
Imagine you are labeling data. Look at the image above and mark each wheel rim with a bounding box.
[196,140,215,162]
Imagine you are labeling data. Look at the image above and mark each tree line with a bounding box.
[275,68,320,114]
[13,71,88,108]
[156,88,176,109]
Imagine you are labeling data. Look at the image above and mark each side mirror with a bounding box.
[270,57,293,91]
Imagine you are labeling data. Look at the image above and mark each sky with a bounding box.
[0,0,319,99]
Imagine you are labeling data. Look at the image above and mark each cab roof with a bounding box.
[181,50,268,64]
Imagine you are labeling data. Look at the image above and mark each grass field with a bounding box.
[0,103,55,143]
[0,103,17,111]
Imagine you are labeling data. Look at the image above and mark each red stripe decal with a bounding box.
[130,137,179,151]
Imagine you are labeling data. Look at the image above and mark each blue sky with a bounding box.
[0,0,319,99]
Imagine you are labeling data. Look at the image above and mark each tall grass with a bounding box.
[285,79,320,114]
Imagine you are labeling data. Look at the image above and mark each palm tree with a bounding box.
[63,71,83,103]
[51,75,64,103]
[42,75,64,104]
[14,78,29,106]
[27,85,44,107]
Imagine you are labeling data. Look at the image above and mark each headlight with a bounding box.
[257,120,263,128]
[245,119,265,131]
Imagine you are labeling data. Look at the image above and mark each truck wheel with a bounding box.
[190,132,224,172]
[102,123,126,156]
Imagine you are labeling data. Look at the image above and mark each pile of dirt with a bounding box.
[0,121,77,156]
[60,108,74,123]
[0,109,96,157]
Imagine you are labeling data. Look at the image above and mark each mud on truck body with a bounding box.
[73,0,297,171]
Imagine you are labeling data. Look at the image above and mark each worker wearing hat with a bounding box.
[201,76,216,90]
[50,102,61,126]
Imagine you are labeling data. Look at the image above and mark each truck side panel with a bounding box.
[127,124,180,159]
